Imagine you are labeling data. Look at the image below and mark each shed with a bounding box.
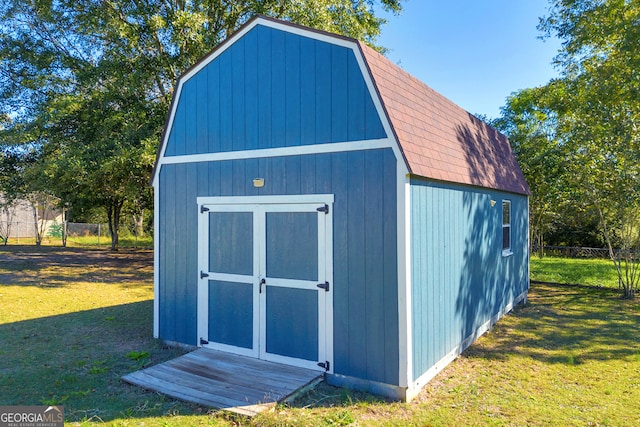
[151,16,530,401]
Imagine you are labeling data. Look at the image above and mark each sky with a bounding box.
[375,0,562,118]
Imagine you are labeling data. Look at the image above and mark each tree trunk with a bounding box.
[61,207,67,247]
[134,211,144,237]
[106,199,124,251]
[31,203,42,246]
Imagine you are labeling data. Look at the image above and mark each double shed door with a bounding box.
[197,196,333,372]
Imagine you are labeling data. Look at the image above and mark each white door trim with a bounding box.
[197,196,334,373]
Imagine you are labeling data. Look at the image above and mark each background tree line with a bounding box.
[493,0,639,298]
[0,0,402,250]
[1,0,637,297]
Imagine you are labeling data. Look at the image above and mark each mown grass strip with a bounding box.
[530,255,620,289]
[1,247,638,426]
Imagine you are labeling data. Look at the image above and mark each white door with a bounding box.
[197,196,333,372]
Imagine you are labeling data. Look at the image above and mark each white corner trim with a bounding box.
[397,175,412,388]
[153,181,160,338]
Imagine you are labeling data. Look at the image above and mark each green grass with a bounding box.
[2,234,153,249]
[1,247,638,426]
[530,255,621,288]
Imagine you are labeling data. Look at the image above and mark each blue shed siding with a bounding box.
[158,149,399,385]
[410,179,529,381]
[163,25,386,157]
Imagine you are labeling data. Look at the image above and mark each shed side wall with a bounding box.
[410,179,529,381]
[158,149,399,385]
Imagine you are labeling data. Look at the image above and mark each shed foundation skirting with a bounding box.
[326,374,408,401]
[407,288,529,401]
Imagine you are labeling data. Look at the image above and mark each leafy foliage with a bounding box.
[500,0,640,297]
[0,0,403,250]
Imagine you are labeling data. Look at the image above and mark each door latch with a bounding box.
[259,278,266,293]
[317,282,330,292]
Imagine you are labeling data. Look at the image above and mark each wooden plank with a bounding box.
[257,25,272,149]
[330,152,350,376]
[315,42,331,144]
[186,351,319,386]
[183,350,319,387]
[232,37,246,152]
[244,28,259,151]
[185,73,197,155]
[330,45,348,142]
[299,37,316,145]
[218,50,233,152]
[363,150,385,383]
[271,29,285,147]
[172,354,301,395]
[207,60,221,153]
[381,149,399,384]
[195,69,208,154]
[284,32,301,147]
[151,363,280,405]
[123,349,321,417]
[347,53,365,141]
[124,370,270,416]
[174,163,189,343]
[346,150,366,379]
[135,363,278,413]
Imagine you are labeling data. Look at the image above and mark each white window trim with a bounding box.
[502,200,513,257]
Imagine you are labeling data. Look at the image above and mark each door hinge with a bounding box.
[200,205,210,213]
[317,204,329,214]
[200,271,209,279]
[200,337,209,345]
[317,282,330,292]
[318,361,330,371]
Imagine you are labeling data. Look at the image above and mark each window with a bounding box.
[502,200,511,255]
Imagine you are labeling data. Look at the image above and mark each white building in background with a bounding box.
[0,194,63,240]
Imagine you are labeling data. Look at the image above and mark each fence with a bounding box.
[532,245,639,260]
[1,221,110,245]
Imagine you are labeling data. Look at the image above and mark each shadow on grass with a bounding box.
[0,300,204,423]
[464,283,640,365]
[0,245,153,288]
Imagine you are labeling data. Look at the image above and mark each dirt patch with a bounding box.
[0,246,153,287]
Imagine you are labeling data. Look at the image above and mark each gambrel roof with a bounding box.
[357,42,530,195]
[153,16,530,196]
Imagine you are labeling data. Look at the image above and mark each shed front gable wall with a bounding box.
[161,24,387,160]
[158,150,400,386]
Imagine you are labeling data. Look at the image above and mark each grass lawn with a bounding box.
[1,247,638,426]
[530,255,621,289]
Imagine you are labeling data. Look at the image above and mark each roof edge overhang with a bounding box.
[408,173,531,197]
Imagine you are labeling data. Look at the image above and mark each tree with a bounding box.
[540,0,640,298]
[0,0,403,250]
[493,83,570,257]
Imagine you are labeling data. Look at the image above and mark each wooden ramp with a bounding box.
[122,349,322,416]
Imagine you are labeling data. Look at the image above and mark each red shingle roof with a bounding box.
[358,42,530,196]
